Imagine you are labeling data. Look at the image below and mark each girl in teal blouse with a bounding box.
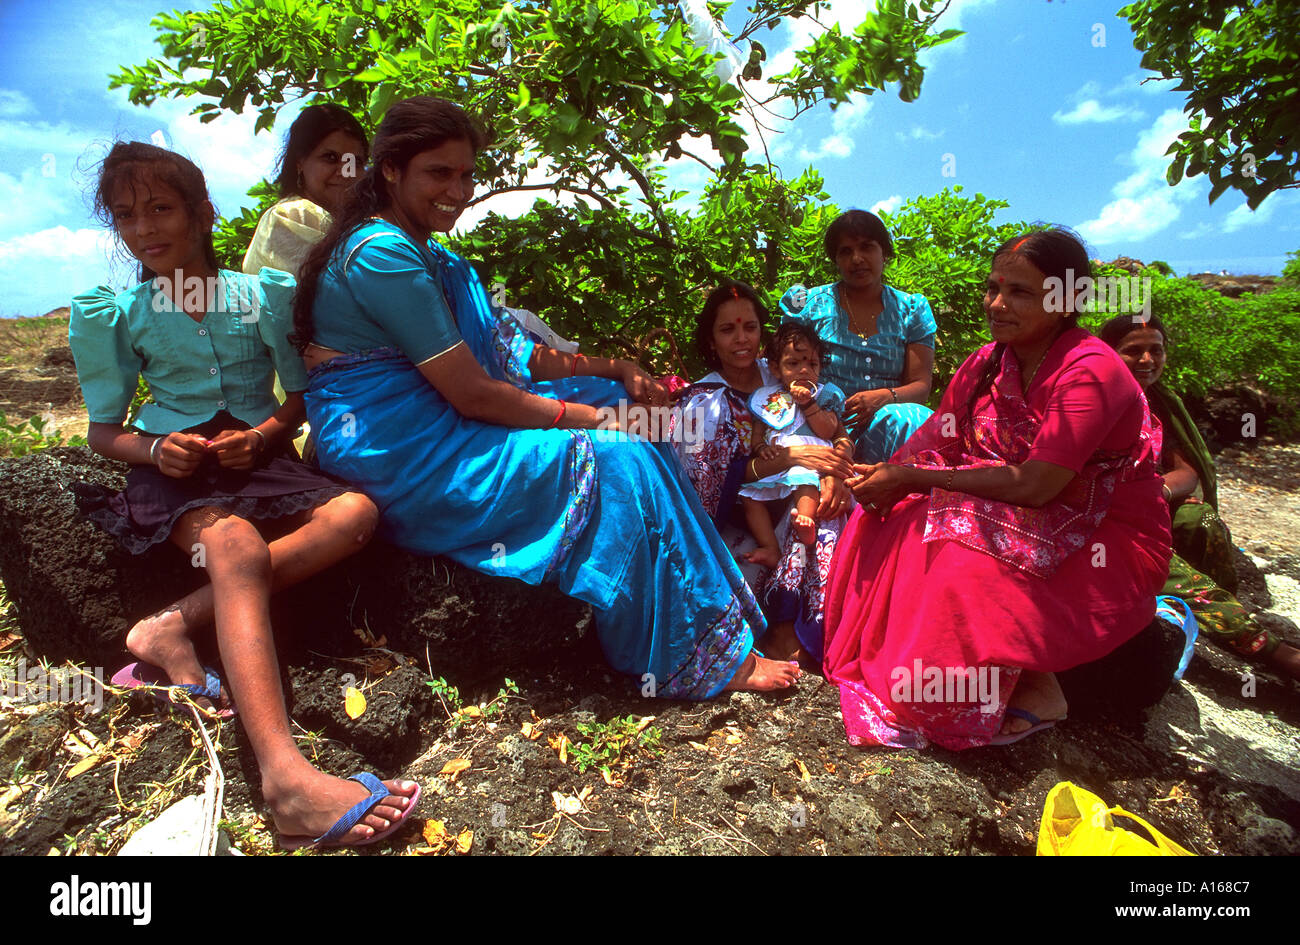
[780,209,936,462]
[69,142,420,850]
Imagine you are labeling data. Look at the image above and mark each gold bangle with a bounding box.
[945,467,954,491]
[748,458,759,481]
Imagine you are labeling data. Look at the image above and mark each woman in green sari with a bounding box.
[1100,314,1300,682]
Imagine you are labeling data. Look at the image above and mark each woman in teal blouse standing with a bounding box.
[780,210,935,462]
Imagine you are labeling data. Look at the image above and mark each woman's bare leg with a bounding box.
[123,492,378,699]
[183,509,414,842]
[761,619,807,665]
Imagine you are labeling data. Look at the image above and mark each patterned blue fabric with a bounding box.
[306,223,762,698]
[779,281,936,462]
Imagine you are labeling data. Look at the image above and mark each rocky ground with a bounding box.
[0,314,1297,857]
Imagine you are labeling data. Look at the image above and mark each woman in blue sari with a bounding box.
[293,96,799,696]
[779,210,935,461]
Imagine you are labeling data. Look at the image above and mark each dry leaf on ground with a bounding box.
[344,687,367,719]
[454,829,473,854]
[440,758,471,781]
[66,756,101,779]
[547,733,569,764]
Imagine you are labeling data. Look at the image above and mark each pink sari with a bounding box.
[824,330,1171,749]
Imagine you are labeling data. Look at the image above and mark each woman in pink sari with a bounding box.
[824,229,1172,749]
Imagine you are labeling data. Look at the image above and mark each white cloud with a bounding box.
[1177,222,1213,241]
[1052,99,1144,124]
[1122,72,1181,97]
[0,226,121,317]
[0,118,98,157]
[794,96,872,162]
[0,168,77,238]
[0,89,36,120]
[894,125,942,142]
[159,102,281,215]
[1219,192,1297,234]
[871,194,903,215]
[1077,109,1202,245]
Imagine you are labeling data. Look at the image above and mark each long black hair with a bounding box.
[276,103,369,200]
[1098,312,1169,351]
[291,96,487,351]
[92,141,219,282]
[966,227,1092,416]
[694,280,769,369]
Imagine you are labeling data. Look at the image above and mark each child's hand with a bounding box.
[789,381,814,405]
[155,433,207,479]
[209,429,262,470]
[757,445,781,461]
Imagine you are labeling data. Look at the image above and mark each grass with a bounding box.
[0,314,69,368]
[427,676,520,731]
[0,411,86,458]
[568,714,663,776]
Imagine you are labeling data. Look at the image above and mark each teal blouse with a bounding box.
[69,268,308,435]
[310,223,464,364]
[779,282,936,394]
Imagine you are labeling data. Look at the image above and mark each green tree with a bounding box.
[879,186,1026,390]
[110,0,961,366]
[1119,0,1300,209]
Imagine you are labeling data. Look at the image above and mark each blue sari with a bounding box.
[305,223,762,698]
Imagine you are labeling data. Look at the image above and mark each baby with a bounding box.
[740,320,852,566]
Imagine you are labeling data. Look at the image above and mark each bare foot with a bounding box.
[744,545,781,569]
[124,604,231,713]
[1000,670,1068,735]
[791,509,816,546]
[263,766,419,845]
[723,653,800,691]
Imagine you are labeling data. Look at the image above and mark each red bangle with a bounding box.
[548,400,567,429]
[570,353,584,377]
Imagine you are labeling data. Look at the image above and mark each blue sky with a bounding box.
[1,0,1295,318]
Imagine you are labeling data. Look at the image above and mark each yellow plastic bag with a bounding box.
[1037,781,1195,856]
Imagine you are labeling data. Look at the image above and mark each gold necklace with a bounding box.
[840,284,876,336]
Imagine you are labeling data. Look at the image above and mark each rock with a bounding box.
[0,447,592,684]
[40,346,76,371]
[0,705,69,779]
[1184,387,1279,451]
[1186,273,1278,298]
[287,664,434,769]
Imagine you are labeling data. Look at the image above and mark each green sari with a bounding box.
[1152,384,1278,661]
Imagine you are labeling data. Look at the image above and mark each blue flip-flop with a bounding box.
[111,661,237,719]
[279,773,422,852]
[989,707,1064,746]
